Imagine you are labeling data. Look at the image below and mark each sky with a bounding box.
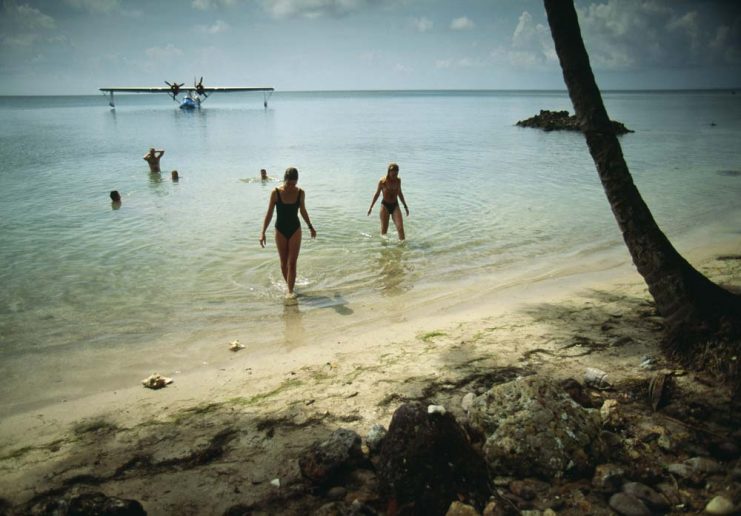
[0,0,740,94]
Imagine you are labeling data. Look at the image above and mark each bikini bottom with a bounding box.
[381,201,398,215]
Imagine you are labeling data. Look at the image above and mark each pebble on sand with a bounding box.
[705,495,736,515]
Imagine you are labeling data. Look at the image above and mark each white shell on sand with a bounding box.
[229,339,245,352]
[584,367,611,389]
[141,373,173,390]
[428,404,446,415]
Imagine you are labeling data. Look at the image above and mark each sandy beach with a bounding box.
[0,240,739,514]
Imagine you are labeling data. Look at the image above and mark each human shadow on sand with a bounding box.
[296,292,354,316]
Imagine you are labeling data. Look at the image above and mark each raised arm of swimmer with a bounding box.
[143,148,165,173]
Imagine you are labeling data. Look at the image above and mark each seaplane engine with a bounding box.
[195,77,207,97]
[165,81,184,99]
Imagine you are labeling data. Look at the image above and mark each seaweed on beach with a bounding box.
[376,366,534,407]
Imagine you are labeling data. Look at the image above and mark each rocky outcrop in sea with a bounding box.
[516,109,634,135]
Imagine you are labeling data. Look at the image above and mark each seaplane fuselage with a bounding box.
[179,92,200,110]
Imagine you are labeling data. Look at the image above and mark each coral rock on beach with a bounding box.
[516,109,634,135]
[468,376,603,479]
[141,373,173,390]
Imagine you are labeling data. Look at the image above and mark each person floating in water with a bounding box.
[367,162,409,241]
[260,169,269,181]
[259,167,316,299]
[110,190,121,209]
[171,170,179,181]
[143,148,165,173]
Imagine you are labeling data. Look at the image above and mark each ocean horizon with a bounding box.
[2,86,740,95]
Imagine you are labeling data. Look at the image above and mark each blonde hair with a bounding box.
[386,162,399,178]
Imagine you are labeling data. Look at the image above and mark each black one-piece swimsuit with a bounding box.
[275,188,301,239]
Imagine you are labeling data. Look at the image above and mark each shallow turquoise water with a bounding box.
[1,90,739,412]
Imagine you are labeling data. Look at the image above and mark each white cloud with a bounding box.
[394,62,412,73]
[709,25,729,51]
[64,0,120,13]
[1,32,39,47]
[145,44,184,62]
[666,11,700,55]
[503,11,556,68]
[192,0,238,10]
[435,56,482,69]
[412,16,433,33]
[709,25,741,64]
[505,50,540,67]
[450,16,474,31]
[0,1,56,53]
[196,19,230,34]
[360,51,380,63]
[574,0,740,69]
[261,0,372,19]
[514,11,553,52]
[457,57,482,68]
[2,1,56,30]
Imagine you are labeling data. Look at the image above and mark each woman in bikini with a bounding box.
[367,162,409,241]
[259,167,316,298]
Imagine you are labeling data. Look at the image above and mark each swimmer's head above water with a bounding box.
[284,167,299,185]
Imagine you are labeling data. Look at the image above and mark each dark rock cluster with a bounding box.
[11,491,146,515]
[516,109,634,135]
[279,375,739,515]
[7,374,739,515]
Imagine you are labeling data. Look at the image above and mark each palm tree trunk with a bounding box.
[543,0,741,379]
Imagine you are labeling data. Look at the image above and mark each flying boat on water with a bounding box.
[99,77,274,109]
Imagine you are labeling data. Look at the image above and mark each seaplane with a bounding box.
[99,77,274,109]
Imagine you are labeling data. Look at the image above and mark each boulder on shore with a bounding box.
[298,428,366,486]
[376,402,491,514]
[468,376,603,479]
[516,109,633,135]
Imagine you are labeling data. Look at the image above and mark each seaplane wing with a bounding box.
[99,79,274,109]
[98,87,274,93]
[185,86,274,93]
[99,87,174,93]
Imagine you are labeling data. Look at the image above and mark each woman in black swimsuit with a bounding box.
[367,162,409,241]
[259,167,316,298]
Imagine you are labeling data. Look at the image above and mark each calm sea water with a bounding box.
[1,90,740,413]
